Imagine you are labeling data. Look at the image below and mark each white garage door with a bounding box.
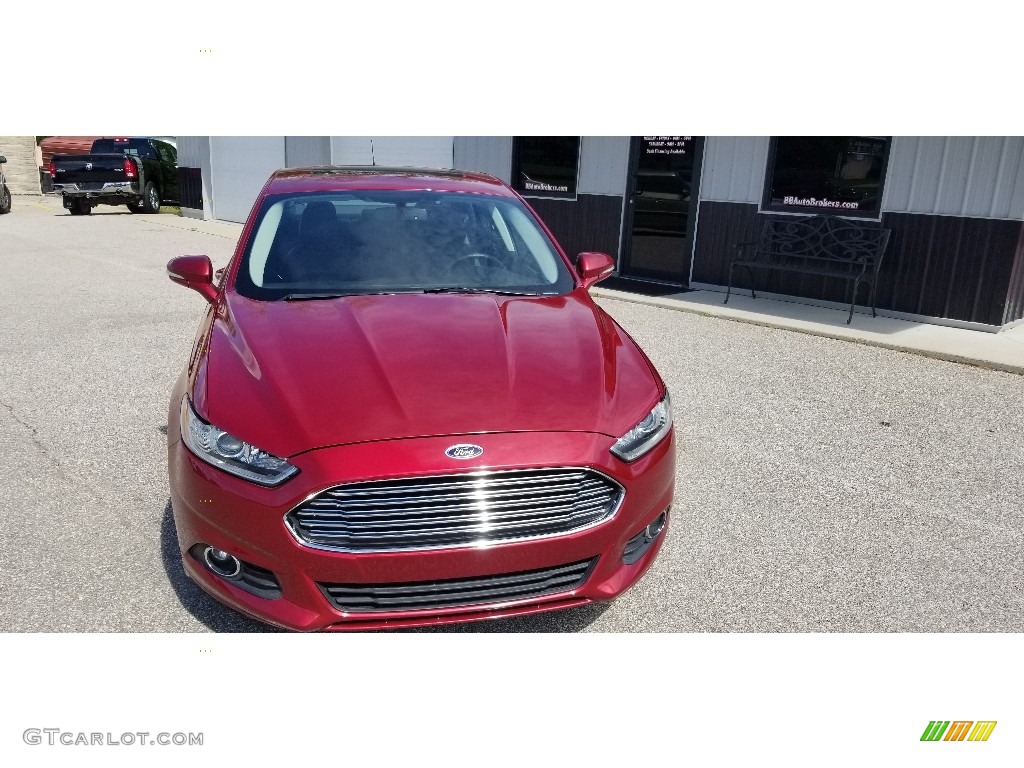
[330,137,454,169]
[210,137,286,223]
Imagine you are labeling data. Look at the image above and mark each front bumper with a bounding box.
[168,429,675,631]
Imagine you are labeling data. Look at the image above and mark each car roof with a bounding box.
[263,166,516,197]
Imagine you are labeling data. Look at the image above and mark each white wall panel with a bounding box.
[578,136,629,197]
[1010,155,1024,219]
[961,138,1009,216]
[330,137,453,168]
[371,137,453,168]
[881,136,917,212]
[209,136,285,224]
[699,136,770,204]
[330,137,374,165]
[454,136,512,182]
[176,136,204,167]
[932,137,973,214]
[882,136,1024,219]
[285,136,330,168]
[902,137,944,213]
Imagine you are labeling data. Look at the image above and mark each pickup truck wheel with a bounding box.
[68,199,91,216]
[126,201,144,214]
[0,185,11,214]
[142,182,161,214]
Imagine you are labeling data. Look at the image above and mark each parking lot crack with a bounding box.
[1,399,68,472]
[1,399,111,507]
[1,398,41,438]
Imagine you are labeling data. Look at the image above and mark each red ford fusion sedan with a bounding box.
[166,167,674,631]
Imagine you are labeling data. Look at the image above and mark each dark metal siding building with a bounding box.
[690,137,1024,328]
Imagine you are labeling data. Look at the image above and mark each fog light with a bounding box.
[189,544,283,600]
[204,546,242,579]
[622,508,670,565]
[646,511,667,540]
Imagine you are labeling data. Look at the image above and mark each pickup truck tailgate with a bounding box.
[52,154,133,186]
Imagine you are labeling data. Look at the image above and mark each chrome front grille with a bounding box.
[320,558,597,613]
[286,468,623,553]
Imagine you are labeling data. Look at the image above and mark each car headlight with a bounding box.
[610,393,673,462]
[180,397,298,486]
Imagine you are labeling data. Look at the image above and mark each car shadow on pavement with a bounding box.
[160,499,280,632]
[161,499,608,633]
[52,209,134,216]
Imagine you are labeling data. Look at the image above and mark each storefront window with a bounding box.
[763,137,890,216]
[512,137,580,199]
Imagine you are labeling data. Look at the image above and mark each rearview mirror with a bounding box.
[577,252,615,289]
[167,255,218,304]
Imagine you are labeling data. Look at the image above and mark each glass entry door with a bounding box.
[620,136,704,284]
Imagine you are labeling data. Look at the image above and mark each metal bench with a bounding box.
[724,216,891,324]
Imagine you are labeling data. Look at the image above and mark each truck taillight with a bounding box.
[49,161,56,179]
[124,157,137,179]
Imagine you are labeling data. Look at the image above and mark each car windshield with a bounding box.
[235,190,576,299]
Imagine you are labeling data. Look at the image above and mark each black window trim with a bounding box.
[511,136,582,202]
[759,136,892,222]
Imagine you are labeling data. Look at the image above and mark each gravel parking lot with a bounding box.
[1,195,1022,632]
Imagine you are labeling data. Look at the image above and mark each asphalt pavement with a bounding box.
[1,195,1022,632]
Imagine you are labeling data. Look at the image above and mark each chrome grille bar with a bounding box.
[286,468,623,553]
[320,558,598,612]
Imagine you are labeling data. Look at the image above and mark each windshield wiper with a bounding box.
[281,291,413,300]
[282,293,351,301]
[281,288,538,300]
[422,287,534,296]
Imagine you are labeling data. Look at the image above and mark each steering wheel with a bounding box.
[447,252,505,275]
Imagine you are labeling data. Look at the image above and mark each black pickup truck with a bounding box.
[50,137,178,215]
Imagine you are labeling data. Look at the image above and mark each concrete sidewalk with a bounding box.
[592,285,1024,375]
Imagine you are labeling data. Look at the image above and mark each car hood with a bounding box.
[195,290,662,457]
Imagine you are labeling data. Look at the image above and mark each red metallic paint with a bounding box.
[168,430,674,631]
[199,289,660,458]
[167,168,675,631]
[167,254,219,304]
[577,252,616,289]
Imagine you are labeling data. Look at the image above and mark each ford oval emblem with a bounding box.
[445,444,484,460]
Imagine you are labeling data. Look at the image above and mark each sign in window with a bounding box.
[513,137,581,199]
[763,137,890,216]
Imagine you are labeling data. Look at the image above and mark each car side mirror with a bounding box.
[167,255,219,304]
[577,252,615,289]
